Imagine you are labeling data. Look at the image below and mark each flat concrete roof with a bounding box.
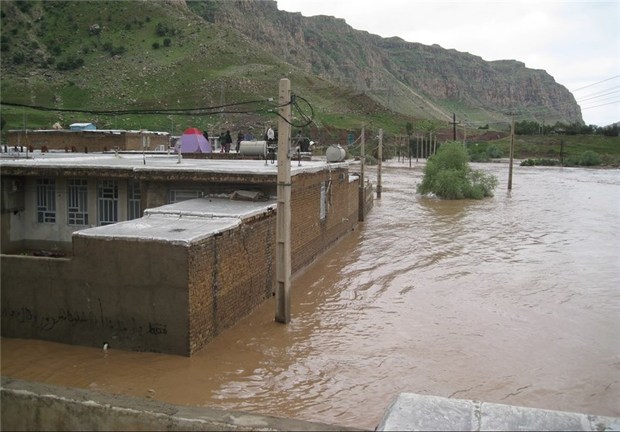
[74,197,277,245]
[0,152,350,176]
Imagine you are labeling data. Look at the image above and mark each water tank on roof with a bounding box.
[70,123,96,131]
[239,140,267,157]
[326,144,346,162]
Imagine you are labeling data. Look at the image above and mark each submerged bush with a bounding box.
[578,150,601,166]
[486,144,503,159]
[417,141,498,199]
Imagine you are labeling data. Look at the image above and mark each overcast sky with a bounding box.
[276,0,620,126]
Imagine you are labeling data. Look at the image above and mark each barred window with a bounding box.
[98,180,118,226]
[67,178,89,226]
[128,180,141,220]
[36,178,56,223]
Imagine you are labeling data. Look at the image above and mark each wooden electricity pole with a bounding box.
[377,128,383,199]
[451,113,458,141]
[416,135,419,162]
[358,126,366,221]
[275,78,292,324]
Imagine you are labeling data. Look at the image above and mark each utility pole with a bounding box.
[508,117,515,190]
[275,78,292,324]
[416,135,419,162]
[409,134,412,168]
[450,113,459,141]
[377,128,383,199]
[358,126,366,222]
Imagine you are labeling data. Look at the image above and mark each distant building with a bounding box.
[0,152,373,356]
[7,128,170,153]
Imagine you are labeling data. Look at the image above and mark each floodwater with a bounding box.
[2,161,619,429]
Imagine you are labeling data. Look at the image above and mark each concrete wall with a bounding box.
[1,377,357,432]
[1,236,190,354]
[377,392,620,431]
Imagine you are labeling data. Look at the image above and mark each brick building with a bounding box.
[6,129,170,153]
[0,152,373,356]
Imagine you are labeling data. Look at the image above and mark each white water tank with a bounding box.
[239,140,267,157]
[326,144,346,162]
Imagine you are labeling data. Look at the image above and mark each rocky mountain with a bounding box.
[187,0,582,126]
[0,0,582,138]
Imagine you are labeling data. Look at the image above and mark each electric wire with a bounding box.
[0,94,317,128]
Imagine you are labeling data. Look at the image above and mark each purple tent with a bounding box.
[176,128,212,153]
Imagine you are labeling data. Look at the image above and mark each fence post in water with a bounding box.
[377,128,383,199]
[275,78,292,324]
[508,118,515,190]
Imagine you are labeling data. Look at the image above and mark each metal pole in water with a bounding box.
[275,78,292,324]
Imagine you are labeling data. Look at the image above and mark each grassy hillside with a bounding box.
[490,134,620,165]
[1,0,416,142]
[0,0,594,148]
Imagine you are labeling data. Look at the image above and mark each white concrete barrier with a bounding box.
[377,393,620,431]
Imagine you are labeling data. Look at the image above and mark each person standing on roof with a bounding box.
[218,131,225,152]
[267,126,275,145]
[236,131,243,153]
[224,130,233,153]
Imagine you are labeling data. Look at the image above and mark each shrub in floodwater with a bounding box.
[578,150,601,166]
[486,144,503,159]
[417,141,498,199]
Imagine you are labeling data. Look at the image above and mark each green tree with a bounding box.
[417,141,498,199]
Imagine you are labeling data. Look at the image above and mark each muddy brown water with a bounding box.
[2,161,619,429]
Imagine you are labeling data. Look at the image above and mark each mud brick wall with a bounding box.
[187,214,276,354]
[290,168,359,272]
[7,131,169,152]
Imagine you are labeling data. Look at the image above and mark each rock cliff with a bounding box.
[188,0,582,125]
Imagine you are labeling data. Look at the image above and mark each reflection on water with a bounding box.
[2,162,619,429]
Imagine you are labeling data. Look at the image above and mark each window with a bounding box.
[36,178,56,223]
[98,180,118,225]
[128,180,141,220]
[169,189,201,204]
[67,179,89,226]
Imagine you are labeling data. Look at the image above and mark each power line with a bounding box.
[0,93,316,129]
[0,98,279,116]
[576,87,620,103]
[570,75,620,92]
[581,100,620,110]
